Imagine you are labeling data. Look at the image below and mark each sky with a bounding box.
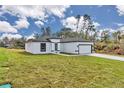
[0,5,124,39]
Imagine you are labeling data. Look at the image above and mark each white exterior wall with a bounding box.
[25,41,61,54]
[60,42,93,54]
[25,42,51,54]
[25,41,94,54]
[25,42,32,53]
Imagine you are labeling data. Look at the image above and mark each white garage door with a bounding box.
[79,45,92,54]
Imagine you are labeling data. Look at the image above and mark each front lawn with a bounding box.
[0,48,124,88]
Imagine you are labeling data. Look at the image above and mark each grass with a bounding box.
[1,48,124,88]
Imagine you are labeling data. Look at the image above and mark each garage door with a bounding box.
[79,45,92,54]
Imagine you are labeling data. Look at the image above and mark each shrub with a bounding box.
[95,42,107,51]
[95,42,121,54]
[107,44,120,51]
[114,49,124,55]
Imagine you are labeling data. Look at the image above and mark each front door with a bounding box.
[55,43,58,51]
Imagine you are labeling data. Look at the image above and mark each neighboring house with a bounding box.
[25,37,94,55]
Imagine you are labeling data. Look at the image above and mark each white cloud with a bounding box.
[0,5,70,21]
[62,16,100,32]
[0,21,17,33]
[62,16,85,32]
[0,33,22,40]
[0,5,70,34]
[117,26,124,35]
[14,19,30,29]
[118,26,124,31]
[35,21,44,28]
[25,33,35,40]
[99,28,116,33]
[93,21,100,27]
[115,23,124,26]
[62,16,77,31]
[116,5,124,16]
[0,6,46,20]
[45,5,70,18]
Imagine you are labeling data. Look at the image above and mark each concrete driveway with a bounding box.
[87,53,124,61]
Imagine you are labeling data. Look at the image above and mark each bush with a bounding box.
[95,42,107,51]
[106,44,120,51]
[114,49,124,55]
[95,42,124,55]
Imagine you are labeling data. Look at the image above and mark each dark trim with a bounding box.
[51,50,60,52]
[40,43,46,52]
[77,45,79,54]
[26,41,60,43]
[77,44,93,46]
[77,44,92,54]
[55,43,58,51]
[26,41,50,43]
[60,41,92,43]
[75,50,78,52]
[91,45,93,53]
[26,40,92,43]
[26,41,92,43]
[55,50,60,51]
[51,50,54,52]
[60,52,78,55]
[48,37,61,39]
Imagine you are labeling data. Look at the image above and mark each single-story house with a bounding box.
[25,37,94,55]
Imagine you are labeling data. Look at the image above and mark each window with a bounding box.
[40,43,46,52]
[55,43,58,51]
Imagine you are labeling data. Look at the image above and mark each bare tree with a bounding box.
[75,15,81,32]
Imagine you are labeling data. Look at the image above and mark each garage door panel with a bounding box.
[79,45,91,54]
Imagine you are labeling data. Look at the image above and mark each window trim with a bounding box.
[40,43,46,52]
[55,43,58,51]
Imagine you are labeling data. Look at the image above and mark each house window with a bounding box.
[55,43,58,51]
[40,43,46,52]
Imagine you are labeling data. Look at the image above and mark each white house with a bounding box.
[25,37,94,55]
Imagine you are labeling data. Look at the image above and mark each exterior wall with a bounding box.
[60,42,93,54]
[25,41,61,54]
[25,42,51,54]
[25,41,94,54]
[25,42,32,53]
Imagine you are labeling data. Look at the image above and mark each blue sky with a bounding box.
[0,5,124,39]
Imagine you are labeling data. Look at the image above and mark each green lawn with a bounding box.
[1,48,124,88]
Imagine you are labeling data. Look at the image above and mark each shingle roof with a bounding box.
[60,38,91,43]
[26,39,49,42]
[26,37,92,43]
